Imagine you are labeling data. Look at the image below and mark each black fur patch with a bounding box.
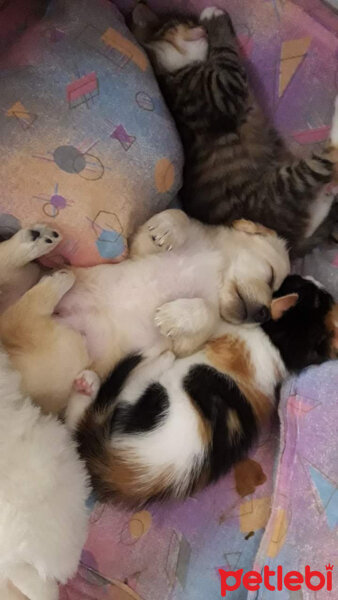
[30,229,40,241]
[111,383,169,435]
[263,275,334,371]
[93,354,143,414]
[183,364,257,483]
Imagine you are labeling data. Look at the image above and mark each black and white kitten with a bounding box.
[73,275,338,506]
[131,5,338,255]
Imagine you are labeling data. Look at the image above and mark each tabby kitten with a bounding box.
[73,276,338,506]
[131,5,338,254]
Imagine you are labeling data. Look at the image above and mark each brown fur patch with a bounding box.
[206,335,272,422]
[187,394,212,447]
[325,303,338,357]
[206,335,252,380]
[324,146,338,182]
[81,408,209,505]
[163,28,185,54]
[233,219,277,237]
[227,409,243,443]
[87,440,176,505]
[234,458,267,497]
[237,383,272,424]
[0,277,89,414]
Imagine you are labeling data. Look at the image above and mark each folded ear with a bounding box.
[271,293,299,320]
[130,2,160,43]
[232,219,277,237]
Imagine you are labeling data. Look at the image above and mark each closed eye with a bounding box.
[269,266,275,289]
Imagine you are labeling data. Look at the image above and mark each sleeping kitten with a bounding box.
[131,5,338,255]
[0,356,98,600]
[73,275,338,506]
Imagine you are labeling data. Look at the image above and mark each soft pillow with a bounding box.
[0,0,183,266]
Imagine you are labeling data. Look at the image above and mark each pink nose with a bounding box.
[186,26,207,41]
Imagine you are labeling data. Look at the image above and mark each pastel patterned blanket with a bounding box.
[60,1,338,598]
[0,0,182,266]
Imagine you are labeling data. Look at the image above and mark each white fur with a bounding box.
[200,6,224,20]
[304,275,325,289]
[214,320,286,396]
[330,95,338,147]
[0,350,91,599]
[109,317,285,496]
[57,210,290,380]
[148,37,208,72]
[305,191,334,238]
[65,370,100,431]
[112,350,209,496]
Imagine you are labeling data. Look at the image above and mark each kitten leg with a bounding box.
[200,6,236,46]
[329,95,338,148]
[0,225,61,285]
[155,298,218,356]
[304,190,335,238]
[270,98,338,245]
[199,8,248,118]
[65,369,101,431]
[3,269,75,319]
[301,96,338,243]
[324,95,338,180]
[129,209,191,258]
[0,270,75,347]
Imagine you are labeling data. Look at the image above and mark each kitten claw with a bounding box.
[143,211,189,253]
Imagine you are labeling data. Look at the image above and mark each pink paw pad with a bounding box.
[74,376,95,397]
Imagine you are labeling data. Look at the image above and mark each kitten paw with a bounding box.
[155,303,182,338]
[44,268,75,294]
[200,6,224,21]
[155,299,201,338]
[232,219,276,237]
[74,370,100,399]
[155,299,215,357]
[146,210,189,252]
[15,225,62,261]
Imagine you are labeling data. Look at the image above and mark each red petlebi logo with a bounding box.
[218,564,334,596]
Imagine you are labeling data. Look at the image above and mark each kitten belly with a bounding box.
[56,249,221,368]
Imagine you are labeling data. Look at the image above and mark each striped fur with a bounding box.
[133,7,338,254]
[75,276,338,506]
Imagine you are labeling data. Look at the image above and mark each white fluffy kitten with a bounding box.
[0,351,98,600]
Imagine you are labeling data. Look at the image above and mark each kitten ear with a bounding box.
[271,293,299,320]
[130,2,161,44]
[327,304,338,352]
[232,219,277,237]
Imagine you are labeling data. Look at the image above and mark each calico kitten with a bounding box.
[131,5,338,255]
[74,275,338,506]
